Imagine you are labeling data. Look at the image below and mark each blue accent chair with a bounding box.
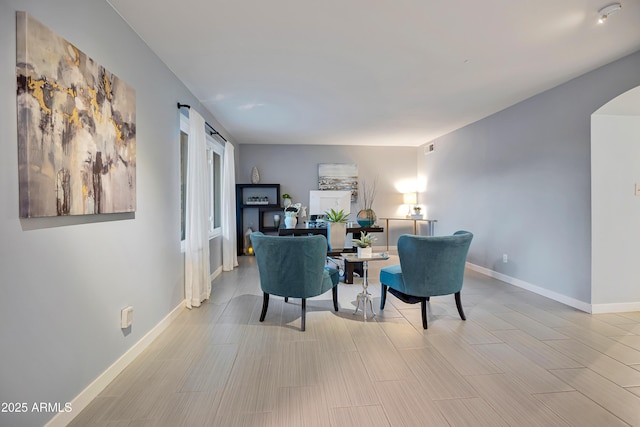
[379,231,473,329]
[250,232,340,331]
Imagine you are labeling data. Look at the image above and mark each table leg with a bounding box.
[385,218,389,251]
[353,260,374,320]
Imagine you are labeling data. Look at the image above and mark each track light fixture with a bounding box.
[598,3,622,24]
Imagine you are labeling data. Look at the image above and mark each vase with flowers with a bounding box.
[284,203,301,228]
[357,177,378,227]
[353,231,375,258]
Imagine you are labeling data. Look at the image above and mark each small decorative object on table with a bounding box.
[325,208,349,251]
[411,206,423,219]
[244,227,254,255]
[357,176,377,227]
[353,231,375,258]
[246,196,269,205]
[284,203,301,228]
[282,193,292,208]
[273,214,281,228]
[251,166,260,184]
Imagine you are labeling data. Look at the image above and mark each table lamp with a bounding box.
[403,192,417,218]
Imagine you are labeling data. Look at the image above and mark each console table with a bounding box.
[379,217,437,250]
[278,224,383,237]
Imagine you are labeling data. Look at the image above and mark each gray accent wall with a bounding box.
[417,50,640,305]
[237,145,420,246]
[0,1,228,426]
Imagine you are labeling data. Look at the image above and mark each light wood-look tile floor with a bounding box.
[71,255,640,426]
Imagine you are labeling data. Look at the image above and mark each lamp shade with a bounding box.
[403,192,417,205]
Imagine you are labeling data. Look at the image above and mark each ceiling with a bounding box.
[107,0,640,146]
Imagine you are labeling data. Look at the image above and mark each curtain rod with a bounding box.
[177,103,228,142]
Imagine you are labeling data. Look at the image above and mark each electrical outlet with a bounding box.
[502,254,508,263]
[121,306,133,328]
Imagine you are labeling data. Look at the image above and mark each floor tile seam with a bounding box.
[491,333,586,370]
[540,337,637,368]
[530,390,628,427]
[547,332,640,365]
[547,385,640,424]
[209,345,243,422]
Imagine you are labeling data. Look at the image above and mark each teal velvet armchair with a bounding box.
[250,232,339,331]
[379,231,473,329]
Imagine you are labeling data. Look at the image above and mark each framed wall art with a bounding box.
[16,12,136,217]
[318,163,358,202]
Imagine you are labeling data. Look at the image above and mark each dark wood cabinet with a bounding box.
[236,184,282,255]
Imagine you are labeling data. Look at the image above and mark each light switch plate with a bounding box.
[121,306,133,328]
[636,183,640,196]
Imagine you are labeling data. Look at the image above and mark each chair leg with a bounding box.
[420,298,428,329]
[301,298,306,331]
[332,286,339,311]
[284,296,289,303]
[259,292,270,322]
[380,284,388,309]
[455,291,466,321]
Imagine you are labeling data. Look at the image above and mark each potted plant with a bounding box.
[353,231,375,258]
[412,206,423,219]
[325,208,349,251]
[282,193,292,208]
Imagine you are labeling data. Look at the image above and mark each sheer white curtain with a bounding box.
[222,142,238,271]
[185,109,210,308]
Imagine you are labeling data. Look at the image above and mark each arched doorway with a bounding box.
[591,85,640,312]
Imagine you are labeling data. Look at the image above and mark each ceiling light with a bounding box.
[598,3,622,24]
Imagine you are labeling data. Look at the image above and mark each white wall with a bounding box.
[0,1,229,426]
[591,86,640,309]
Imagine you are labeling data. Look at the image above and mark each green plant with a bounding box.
[352,231,375,248]
[324,208,349,223]
[282,193,291,199]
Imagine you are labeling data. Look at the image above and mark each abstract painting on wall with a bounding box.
[318,163,358,202]
[16,12,136,218]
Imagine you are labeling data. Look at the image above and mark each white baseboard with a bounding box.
[46,301,186,427]
[210,265,223,282]
[591,301,640,313]
[466,262,593,313]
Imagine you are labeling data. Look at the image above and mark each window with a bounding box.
[180,114,224,245]
[180,129,188,241]
[206,134,224,235]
